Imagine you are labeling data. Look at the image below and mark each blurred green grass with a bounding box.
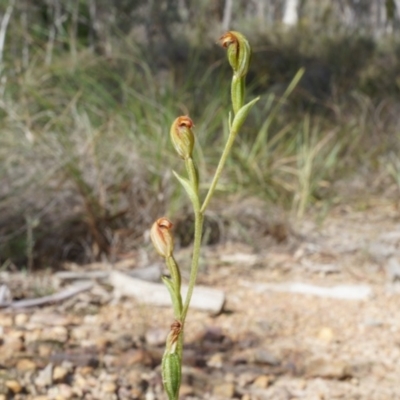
[1,25,400,267]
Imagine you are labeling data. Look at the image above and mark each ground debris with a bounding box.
[0,205,400,398]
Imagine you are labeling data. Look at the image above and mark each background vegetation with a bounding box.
[2,0,400,268]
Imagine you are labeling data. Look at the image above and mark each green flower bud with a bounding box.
[162,320,182,400]
[218,31,251,78]
[170,116,195,160]
[150,217,174,258]
[162,352,181,400]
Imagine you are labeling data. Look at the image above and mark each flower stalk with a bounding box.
[150,31,258,400]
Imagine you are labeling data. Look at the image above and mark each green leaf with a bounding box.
[162,276,182,318]
[231,96,260,135]
[172,170,200,211]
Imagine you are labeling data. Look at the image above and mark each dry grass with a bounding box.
[1,28,400,268]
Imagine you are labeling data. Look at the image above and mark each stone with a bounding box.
[128,388,143,399]
[181,348,197,367]
[71,386,84,398]
[237,372,258,387]
[126,369,142,386]
[179,384,194,397]
[113,334,135,352]
[48,383,74,399]
[53,366,69,382]
[0,347,16,365]
[83,314,98,324]
[60,360,74,371]
[35,363,53,387]
[225,372,235,383]
[99,371,117,382]
[38,343,53,357]
[3,337,23,352]
[213,382,235,398]
[101,381,117,393]
[0,315,13,327]
[252,375,272,389]
[30,313,73,327]
[102,354,117,368]
[40,326,68,343]
[118,349,153,367]
[296,378,307,390]
[318,327,334,343]
[7,330,24,340]
[24,329,42,344]
[70,326,90,341]
[76,366,94,376]
[386,257,400,282]
[116,386,131,399]
[254,349,280,366]
[5,380,22,394]
[16,358,36,372]
[207,352,224,368]
[145,328,168,346]
[14,314,29,326]
[231,349,248,365]
[306,358,350,379]
[94,336,110,350]
[73,374,89,390]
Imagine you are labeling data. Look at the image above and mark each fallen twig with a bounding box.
[55,271,109,280]
[0,281,93,309]
[55,264,162,283]
[240,280,373,300]
[110,271,225,314]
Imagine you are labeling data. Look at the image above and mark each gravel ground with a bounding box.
[1,201,400,399]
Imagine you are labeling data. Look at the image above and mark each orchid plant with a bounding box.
[150,31,259,400]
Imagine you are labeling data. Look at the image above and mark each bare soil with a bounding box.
[1,200,400,400]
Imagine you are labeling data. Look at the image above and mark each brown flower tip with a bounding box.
[167,320,182,353]
[170,116,195,160]
[150,217,174,258]
[176,116,194,129]
[218,31,238,48]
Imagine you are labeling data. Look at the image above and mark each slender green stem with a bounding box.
[231,75,244,115]
[201,129,238,213]
[166,255,181,291]
[180,156,204,322]
[185,157,198,194]
[162,276,182,318]
[181,210,204,322]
